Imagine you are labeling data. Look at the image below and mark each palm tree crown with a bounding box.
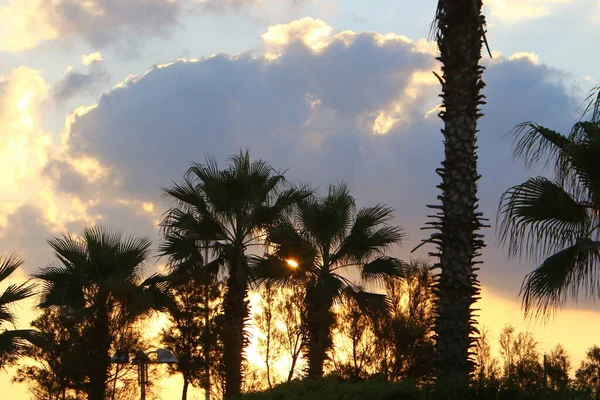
[255,183,405,378]
[0,254,36,367]
[161,150,309,397]
[499,100,600,317]
[34,226,168,400]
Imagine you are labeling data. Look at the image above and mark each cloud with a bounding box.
[82,52,104,66]
[486,0,573,22]
[0,0,183,52]
[44,19,582,301]
[0,0,319,52]
[53,54,110,103]
[0,67,51,198]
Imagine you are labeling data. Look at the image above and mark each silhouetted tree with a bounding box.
[274,285,305,382]
[498,92,600,318]
[254,282,281,388]
[0,254,37,367]
[255,183,405,379]
[575,345,600,399]
[34,226,170,400]
[161,151,309,397]
[332,294,379,381]
[14,309,86,400]
[422,0,489,394]
[161,273,222,400]
[544,344,570,392]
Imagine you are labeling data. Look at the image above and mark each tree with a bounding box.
[253,282,282,389]
[14,309,87,400]
[0,254,37,367]
[544,344,570,392]
[498,96,600,317]
[161,150,309,397]
[498,325,544,394]
[256,183,405,379]
[473,326,499,382]
[575,345,600,398]
[331,295,377,381]
[418,0,489,394]
[34,226,170,400]
[160,273,223,400]
[274,285,305,382]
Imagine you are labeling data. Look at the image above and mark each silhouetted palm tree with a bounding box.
[34,226,170,400]
[499,100,600,317]
[255,183,405,379]
[0,254,36,367]
[161,150,309,397]
[418,0,489,393]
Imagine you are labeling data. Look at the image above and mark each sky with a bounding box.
[1,0,599,398]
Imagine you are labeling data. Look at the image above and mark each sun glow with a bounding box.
[286,259,299,268]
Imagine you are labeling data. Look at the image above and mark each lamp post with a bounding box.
[110,348,177,400]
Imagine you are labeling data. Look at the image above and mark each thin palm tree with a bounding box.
[416,0,489,393]
[34,226,170,400]
[498,96,600,317]
[0,254,36,367]
[255,183,405,379]
[161,150,309,397]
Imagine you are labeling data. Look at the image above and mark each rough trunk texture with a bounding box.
[87,309,111,400]
[222,267,249,398]
[305,291,334,379]
[427,0,487,396]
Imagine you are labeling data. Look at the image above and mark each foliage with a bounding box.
[160,272,223,400]
[575,345,600,398]
[255,183,405,379]
[13,309,87,400]
[0,253,37,367]
[34,226,170,400]
[498,97,600,317]
[162,150,309,397]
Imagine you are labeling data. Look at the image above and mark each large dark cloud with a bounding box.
[52,24,583,300]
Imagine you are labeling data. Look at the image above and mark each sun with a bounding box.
[286,259,299,268]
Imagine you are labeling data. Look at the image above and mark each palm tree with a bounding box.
[0,254,36,367]
[498,101,600,317]
[255,183,405,379]
[417,0,489,392]
[161,150,309,397]
[34,226,170,400]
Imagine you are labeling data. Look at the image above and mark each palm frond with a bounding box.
[510,122,570,169]
[0,281,36,325]
[342,286,391,318]
[0,254,24,283]
[520,238,600,318]
[498,177,590,262]
[251,255,307,287]
[0,329,39,366]
[360,257,407,285]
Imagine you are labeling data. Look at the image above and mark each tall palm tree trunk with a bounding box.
[87,309,111,400]
[305,295,334,379]
[222,267,249,397]
[428,0,487,394]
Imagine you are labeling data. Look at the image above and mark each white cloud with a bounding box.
[486,0,573,22]
[0,0,183,52]
[82,52,104,66]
